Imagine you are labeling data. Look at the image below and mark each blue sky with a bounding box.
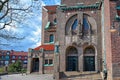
[0,0,60,52]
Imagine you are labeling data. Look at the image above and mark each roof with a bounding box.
[34,44,54,51]
[11,51,28,56]
[44,5,58,12]
[0,50,28,56]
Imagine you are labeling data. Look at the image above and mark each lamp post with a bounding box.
[110,21,117,33]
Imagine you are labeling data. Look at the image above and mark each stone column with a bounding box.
[39,48,44,74]
[54,42,60,80]
[95,51,98,72]
[39,53,44,74]
[78,47,83,72]
[27,48,32,74]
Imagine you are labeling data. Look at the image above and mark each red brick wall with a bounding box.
[44,66,53,70]
[42,7,48,44]
[103,0,113,80]
[42,7,57,44]
[110,1,120,78]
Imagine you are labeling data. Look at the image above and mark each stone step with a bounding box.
[60,71,103,80]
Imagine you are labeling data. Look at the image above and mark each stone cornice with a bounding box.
[58,2,102,12]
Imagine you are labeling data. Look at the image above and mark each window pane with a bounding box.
[6,51,10,55]
[49,34,54,42]
[12,60,15,63]
[12,56,16,59]
[45,59,48,64]
[18,56,21,59]
[49,59,53,64]
[72,19,78,30]
[83,18,90,35]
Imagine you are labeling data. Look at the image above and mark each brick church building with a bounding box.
[27,0,120,80]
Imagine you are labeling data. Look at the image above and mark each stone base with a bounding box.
[113,77,120,80]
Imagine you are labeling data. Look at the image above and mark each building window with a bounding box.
[49,59,53,64]
[45,59,48,64]
[71,19,78,35]
[2,56,4,59]
[49,34,54,43]
[12,60,15,63]
[24,56,27,59]
[5,56,10,60]
[6,51,10,55]
[54,18,57,24]
[5,61,9,66]
[12,56,16,59]
[18,56,21,59]
[44,59,53,66]
[83,17,90,35]
[23,60,27,64]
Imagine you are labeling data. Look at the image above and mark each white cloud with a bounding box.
[0,0,61,51]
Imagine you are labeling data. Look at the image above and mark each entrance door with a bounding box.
[84,56,95,71]
[67,56,78,71]
[32,58,39,72]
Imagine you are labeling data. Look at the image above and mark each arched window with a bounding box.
[83,17,90,35]
[54,18,57,24]
[49,34,54,43]
[65,14,77,35]
[71,19,78,35]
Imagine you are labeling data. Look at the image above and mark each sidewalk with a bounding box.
[0,74,54,80]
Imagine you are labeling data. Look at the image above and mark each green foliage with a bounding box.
[8,60,22,73]
[0,67,5,73]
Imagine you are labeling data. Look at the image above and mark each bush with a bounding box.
[0,67,5,73]
[8,60,22,73]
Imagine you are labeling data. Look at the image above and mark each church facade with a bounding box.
[27,0,120,80]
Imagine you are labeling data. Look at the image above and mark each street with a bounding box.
[0,74,54,80]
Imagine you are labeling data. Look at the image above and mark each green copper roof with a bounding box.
[59,2,101,11]
[115,15,120,21]
[116,6,120,10]
[45,21,50,30]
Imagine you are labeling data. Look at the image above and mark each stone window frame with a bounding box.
[44,59,53,66]
[49,34,54,43]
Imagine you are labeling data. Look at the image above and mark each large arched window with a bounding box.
[71,19,78,35]
[49,34,54,43]
[83,17,90,35]
[65,14,77,35]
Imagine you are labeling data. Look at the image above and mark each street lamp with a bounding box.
[110,20,120,33]
[110,21,117,33]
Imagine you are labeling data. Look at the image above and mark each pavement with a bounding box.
[0,74,54,80]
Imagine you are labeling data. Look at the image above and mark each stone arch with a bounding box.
[65,14,77,35]
[66,46,78,71]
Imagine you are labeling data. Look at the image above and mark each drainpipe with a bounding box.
[101,0,107,79]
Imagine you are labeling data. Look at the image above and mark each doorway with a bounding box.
[84,56,95,71]
[66,46,78,71]
[32,58,39,72]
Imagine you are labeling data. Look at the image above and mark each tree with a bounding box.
[0,0,41,30]
[8,60,22,72]
[0,0,41,47]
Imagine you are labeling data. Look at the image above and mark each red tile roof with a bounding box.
[34,44,54,51]
[44,5,58,12]
[11,51,28,56]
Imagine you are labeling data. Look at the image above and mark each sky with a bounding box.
[0,0,61,52]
